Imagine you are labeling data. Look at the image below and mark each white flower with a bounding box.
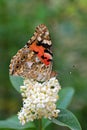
[18,77,61,125]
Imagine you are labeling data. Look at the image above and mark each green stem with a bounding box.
[38,119,43,130]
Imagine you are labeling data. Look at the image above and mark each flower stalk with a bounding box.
[38,119,42,130]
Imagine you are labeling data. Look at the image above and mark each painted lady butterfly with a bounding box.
[9,24,55,82]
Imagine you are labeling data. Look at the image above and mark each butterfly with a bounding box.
[9,24,56,82]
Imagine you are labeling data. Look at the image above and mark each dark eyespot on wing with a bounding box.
[36,41,42,46]
[34,51,39,54]
[41,43,52,48]
[41,55,47,59]
[44,49,53,56]
[16,65,19,68]
[37,41,52,49]
[26,42,30,47]
[47,59,52,62]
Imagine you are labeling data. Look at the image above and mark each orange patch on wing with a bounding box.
[29,41,44,55]
[43,53,52,65]
[29,41,51,65]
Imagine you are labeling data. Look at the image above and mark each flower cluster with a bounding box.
[18,77,61,125]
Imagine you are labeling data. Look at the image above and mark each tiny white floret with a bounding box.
[18,77,61,125]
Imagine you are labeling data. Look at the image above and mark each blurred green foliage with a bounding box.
[0,0,87,129]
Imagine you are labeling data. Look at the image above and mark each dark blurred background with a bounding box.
[0,0,87,130]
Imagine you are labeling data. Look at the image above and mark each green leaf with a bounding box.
[52,108,82,130]
[9,75,24,92]
[0,115,35,129]
[57,87,75,108]
[42,118,51,128]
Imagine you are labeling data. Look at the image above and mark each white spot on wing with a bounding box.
[25,62,33,69]
[37,36,42,41]
[45,31,49,35]
[35,57,40,62]
[43,40,52,45]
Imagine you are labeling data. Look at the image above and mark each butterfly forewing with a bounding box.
[9,24,53,81]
